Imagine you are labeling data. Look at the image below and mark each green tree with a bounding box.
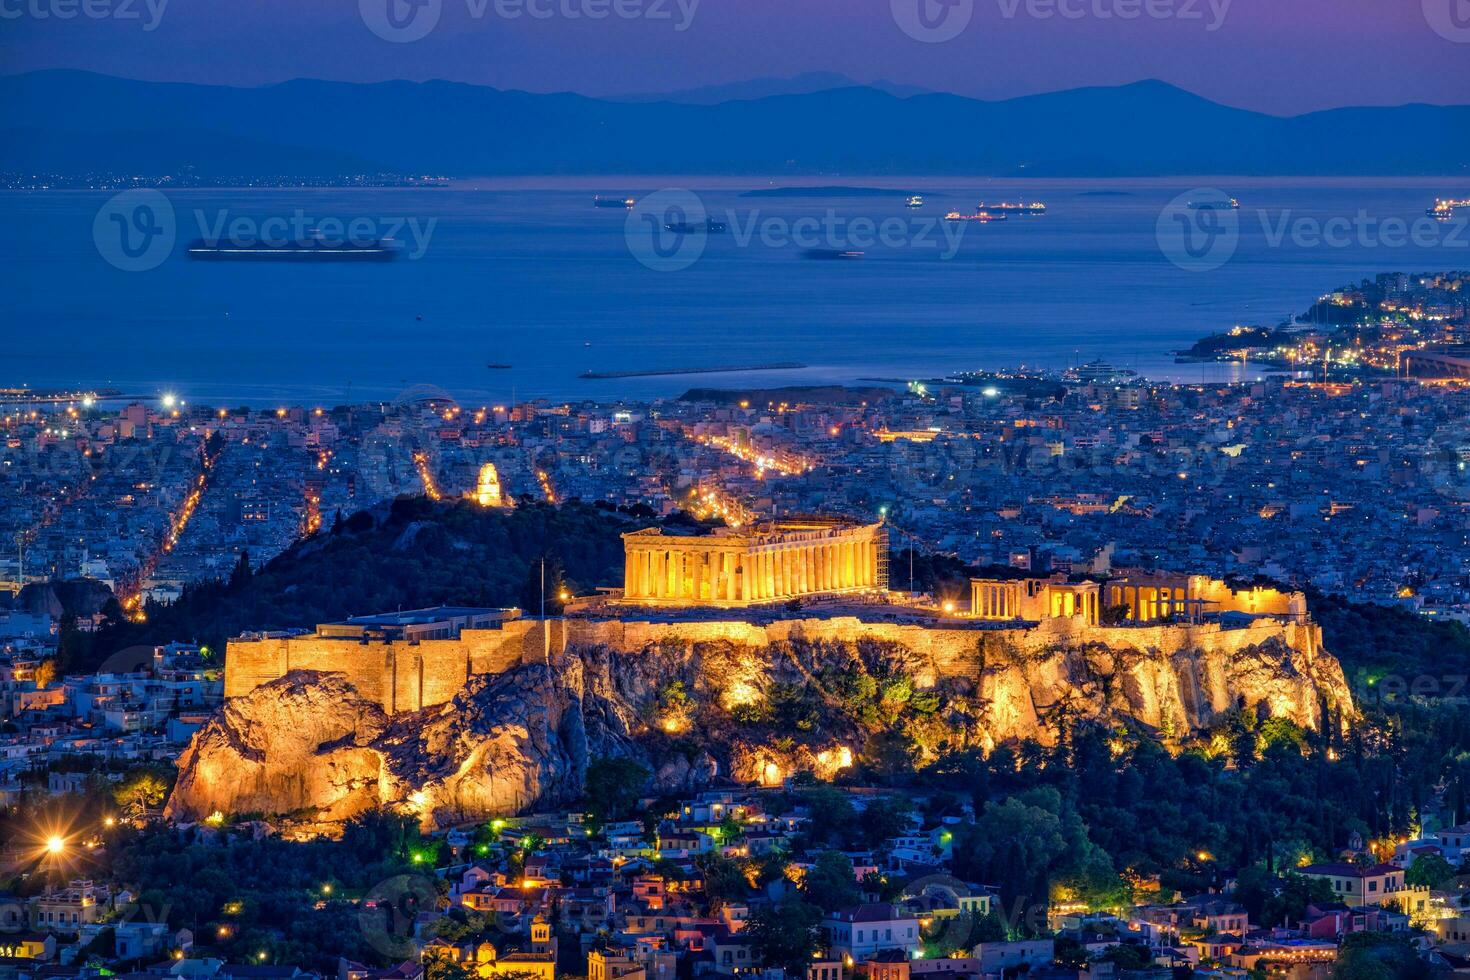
[1330,932,1429,980]
[802,850,862,912]
[582,757,650,829]
[1405,853,1454,889]
[746,899,822,974]
[697,853,750,909]
[424,951,474,980]
[113,767,171,820]
[859,796,915,849]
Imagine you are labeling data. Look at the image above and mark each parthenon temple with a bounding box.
[621,520,889,607]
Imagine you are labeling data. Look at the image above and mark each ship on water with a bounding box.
[186,234,402,261]
[1187,196,1240,211]
[945,209,1008,223]
[1427,198,1468,220]
[977,201,1046,215]
[1064,359,1139,385]
[906,195,924,208]
[664,217,728,234]
[595,195,636,208]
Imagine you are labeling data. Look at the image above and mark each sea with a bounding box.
[2,176,1464,407]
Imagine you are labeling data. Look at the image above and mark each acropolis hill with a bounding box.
[169,519,1354,828]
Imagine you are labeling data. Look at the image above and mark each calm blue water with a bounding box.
[2,177,1463,406]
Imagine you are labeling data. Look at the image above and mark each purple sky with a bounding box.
[3,0,1467,114]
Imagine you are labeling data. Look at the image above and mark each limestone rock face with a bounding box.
[169,621,1354,829]
[168,663,631,827]
[166,670,391,823]
[968,624,1352,749]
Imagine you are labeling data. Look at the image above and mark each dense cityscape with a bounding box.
[4,0,1470,975]
[1,266,1469,980]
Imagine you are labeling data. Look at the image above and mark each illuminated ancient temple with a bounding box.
[621,519,888,607]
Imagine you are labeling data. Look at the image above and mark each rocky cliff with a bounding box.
[167,625,1353,829]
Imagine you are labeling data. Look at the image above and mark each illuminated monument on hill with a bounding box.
[620,519,889,607]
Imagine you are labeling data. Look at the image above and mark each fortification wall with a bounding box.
[224,612,1318,718]
[224,620,568,713]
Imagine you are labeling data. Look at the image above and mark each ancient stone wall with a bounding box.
[223,612,1328,722]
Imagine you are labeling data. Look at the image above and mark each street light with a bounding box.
[46,836,65,855]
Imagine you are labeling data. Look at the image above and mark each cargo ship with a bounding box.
[594,196,636,208]
[945,209,1008,223]
[1187,196,1240,210]
[977,201,1046,215]
[802,248,865,260]
[1064,359,1138,385]
[1427,199,1468,220]
[664,217,728,234]
[186,235,402,261]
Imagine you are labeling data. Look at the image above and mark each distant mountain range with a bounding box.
[2,70,1467,178]
[610,72,933,104]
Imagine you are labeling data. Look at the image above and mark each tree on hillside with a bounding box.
[746,899,822,974]
[113,767,171,820]
[1406,853,1454,889]
[582,757,650,830]
[802,850,862,912]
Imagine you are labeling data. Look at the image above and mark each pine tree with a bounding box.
[230,549,252,588]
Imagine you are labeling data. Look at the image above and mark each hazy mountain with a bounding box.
[2,71,1466,177]
[611,72,931,104]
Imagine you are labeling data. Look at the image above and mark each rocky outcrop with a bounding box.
[167,652,731,828]
[168,623,1353,829]
[167,671,393,823]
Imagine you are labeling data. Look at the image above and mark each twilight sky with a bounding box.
[3,0,1467,114]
